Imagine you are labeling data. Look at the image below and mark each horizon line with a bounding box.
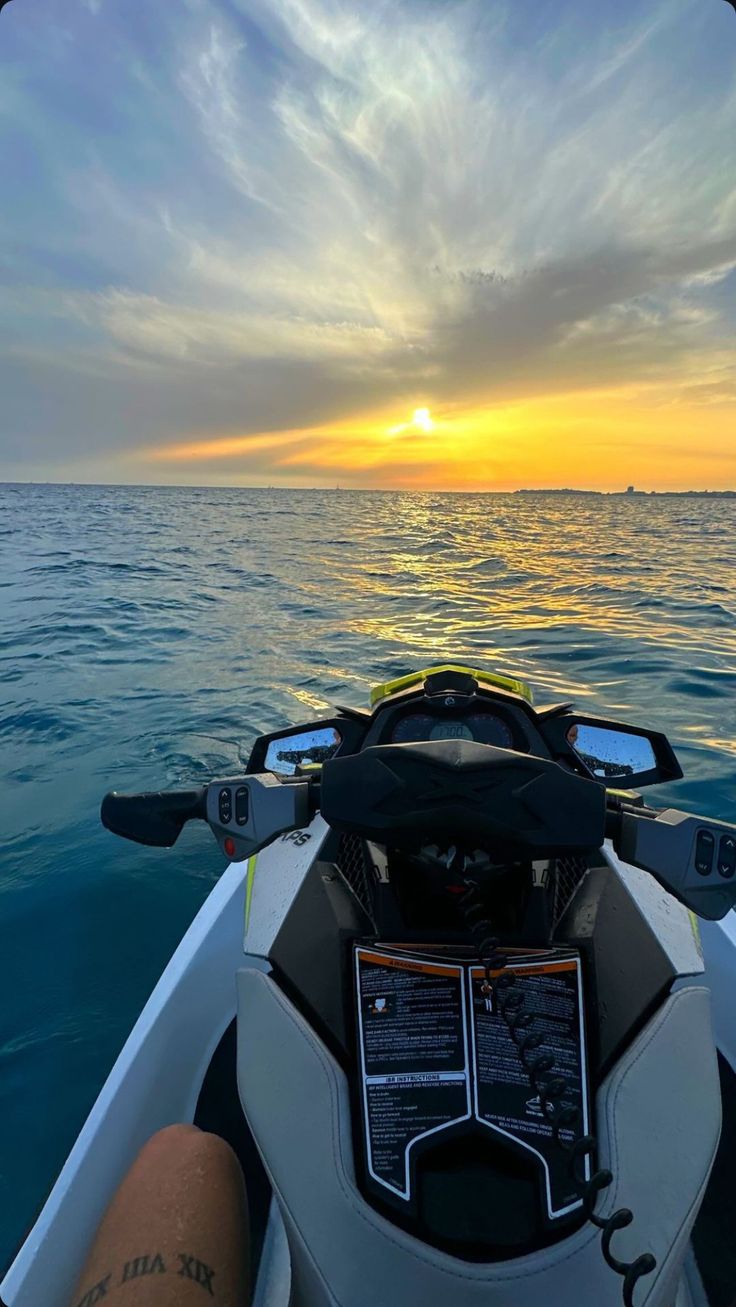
[1,479,736,496]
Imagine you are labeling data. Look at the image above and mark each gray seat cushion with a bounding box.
[237,970,720,1307]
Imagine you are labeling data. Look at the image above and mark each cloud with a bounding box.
[79,288,395,363]
[1,0,735,481]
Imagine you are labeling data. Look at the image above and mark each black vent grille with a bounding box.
[336,833,373,914]
[552,855,589,928]
[334,839,587,932]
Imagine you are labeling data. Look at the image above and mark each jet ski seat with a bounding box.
[237,966,720,1307]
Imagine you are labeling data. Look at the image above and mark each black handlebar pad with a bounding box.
[100,788,208,847]
[320,741,606,857]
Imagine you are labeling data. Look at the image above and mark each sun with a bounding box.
[385,407,437,439]
[412,407,434,432]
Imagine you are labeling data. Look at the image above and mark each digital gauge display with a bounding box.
[429,720,473,741]
[390,712,515,748]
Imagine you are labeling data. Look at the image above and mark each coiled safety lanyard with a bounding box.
[459,875,656,1307]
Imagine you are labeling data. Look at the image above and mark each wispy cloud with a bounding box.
[1,0,735,483]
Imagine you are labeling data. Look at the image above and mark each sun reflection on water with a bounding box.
[301,492,736,715]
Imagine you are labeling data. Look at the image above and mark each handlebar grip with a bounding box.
[101,788,207,847]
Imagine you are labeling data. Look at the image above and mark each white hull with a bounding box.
[2,857,250,1307]
[2,839,733,1307]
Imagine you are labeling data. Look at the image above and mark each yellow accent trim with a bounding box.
[244,855,258,933]
[688,910,703,958]
[370,664,533,708]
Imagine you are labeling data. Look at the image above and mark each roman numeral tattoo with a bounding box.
[177,1252,216,1296]
[76,1250,216,1303]
[75,1274,111,1307]
[121,1251,167,1281]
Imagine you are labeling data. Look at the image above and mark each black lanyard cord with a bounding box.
[459,879,657,1307]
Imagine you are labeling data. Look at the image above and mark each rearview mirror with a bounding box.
[265,726,342,776]
[540,713,682,787]
[566,725,656,782]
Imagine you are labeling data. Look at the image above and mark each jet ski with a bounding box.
[2,664,735,1307]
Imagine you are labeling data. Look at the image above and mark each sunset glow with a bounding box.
[143,384,735,491]
[2,0,735,489]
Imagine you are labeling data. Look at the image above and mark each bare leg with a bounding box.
[70,1124,250,1307]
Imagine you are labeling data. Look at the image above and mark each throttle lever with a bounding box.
[613,806,736,920]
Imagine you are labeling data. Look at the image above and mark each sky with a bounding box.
[1,0,735,491]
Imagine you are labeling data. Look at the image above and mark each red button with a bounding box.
[224,837,236,858]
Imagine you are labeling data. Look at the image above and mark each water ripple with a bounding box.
[1,483,736,1265]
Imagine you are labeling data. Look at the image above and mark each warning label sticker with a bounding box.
[354,946,589,1217]
[354,948,471,1198]
[470,958,589,1218]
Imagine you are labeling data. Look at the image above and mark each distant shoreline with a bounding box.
[1,481,735,496]
[514,488,736,497]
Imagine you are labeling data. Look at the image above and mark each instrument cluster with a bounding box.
[388,707,521,750]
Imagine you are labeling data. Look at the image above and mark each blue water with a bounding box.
[2,482,736,1266]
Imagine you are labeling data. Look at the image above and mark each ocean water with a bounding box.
[1,481,736,1267]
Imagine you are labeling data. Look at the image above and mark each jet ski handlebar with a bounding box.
[101,739,736,921]
[103,740,605,862]
[102,771,314,860]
